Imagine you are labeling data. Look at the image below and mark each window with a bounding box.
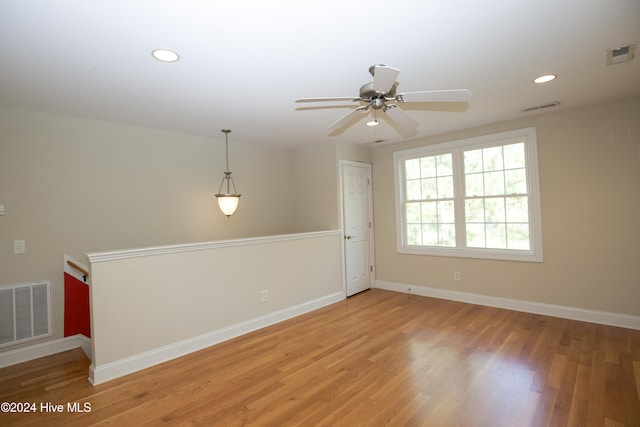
[394,127,543,262]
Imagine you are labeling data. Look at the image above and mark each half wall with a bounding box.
[86,230,343,385]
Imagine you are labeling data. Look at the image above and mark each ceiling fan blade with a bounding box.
[295,97,359,103]
[328,106,369,130]
[383,104,419,129]
[372,65,400,95]
[396,89,471,103]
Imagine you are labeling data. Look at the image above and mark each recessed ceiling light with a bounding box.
[151,49,180,62]
[533,74,557,84]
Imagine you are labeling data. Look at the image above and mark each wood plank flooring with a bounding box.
[1,289,639,426]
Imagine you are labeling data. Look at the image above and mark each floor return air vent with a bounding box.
[0,280,52,348]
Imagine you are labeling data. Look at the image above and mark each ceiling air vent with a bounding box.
[521,101,560,113]
[607,42,636,65]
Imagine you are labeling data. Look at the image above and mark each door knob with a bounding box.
[345,235,354,240]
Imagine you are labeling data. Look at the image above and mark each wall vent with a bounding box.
[607,42,636,65]
[521,101,560,113]
[0,280,52,348]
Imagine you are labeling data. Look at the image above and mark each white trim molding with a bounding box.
[89,291,344,385]
[0,334,92,368]
[375,280,640,330]
[87,230,340,263]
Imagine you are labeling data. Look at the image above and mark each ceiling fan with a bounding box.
[295,64,471,132]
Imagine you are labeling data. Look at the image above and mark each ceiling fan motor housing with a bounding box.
[359,82,397,106]
[371,98,386,110]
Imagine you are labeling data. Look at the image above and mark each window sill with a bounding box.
[398,246,543,263]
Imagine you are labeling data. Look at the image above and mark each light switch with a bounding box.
[13,240,26,254]
[0,205,4,216]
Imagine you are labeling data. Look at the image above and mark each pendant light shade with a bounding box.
[215,129,241,217]
[216,179,240,216]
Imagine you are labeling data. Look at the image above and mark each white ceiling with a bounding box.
[1,0,639,148]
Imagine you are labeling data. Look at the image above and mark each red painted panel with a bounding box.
[64,272,91,338]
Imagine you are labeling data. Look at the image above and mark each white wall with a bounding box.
[0,106,372,357]
[87,231,343,384]
[370,96,640,317]
[0,107,297,352]
[292,142,339,232]
[292,140,371,233]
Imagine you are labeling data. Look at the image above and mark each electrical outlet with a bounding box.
[453,270,461,281]
[260,290,268,302]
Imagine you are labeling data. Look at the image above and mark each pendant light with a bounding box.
[215,129,241,217]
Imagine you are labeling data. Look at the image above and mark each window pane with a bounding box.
[485,197,505,223]
[406,158,421,179]
[436,154,453,176]
[483,146,504,171]
[421,201,438,223]
[407,224,422,245]
[486,223,507,248]
[438,224,456,246]
[503,142,525,169]
[465,198,485,222]
[421,178,438,199]
[407,179,421,200]
[404,151,456,248]
[466,223,486,247]
[406,202,421,223]
[438,176,454,198]
[505,168,527,194]
[505,196,529,223]
[465,172,484,196]
[464,149,483,174]
[484,171,505,195]
[507,224,530,250]
[422,224,439,246]
[420,156,437,178]
[438,200,455,223]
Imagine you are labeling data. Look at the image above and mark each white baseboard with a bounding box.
[0,334,92,368]
[375,280,640,330]
[89,291,345,385]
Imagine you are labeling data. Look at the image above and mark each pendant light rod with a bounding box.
[222,128,231,173]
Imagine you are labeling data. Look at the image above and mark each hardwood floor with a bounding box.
[1,289,639,426]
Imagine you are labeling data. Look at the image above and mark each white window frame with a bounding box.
[394,127,543,262]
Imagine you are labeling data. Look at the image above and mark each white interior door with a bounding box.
[340,161,374,297]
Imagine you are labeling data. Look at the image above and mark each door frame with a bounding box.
[338,160,375,297]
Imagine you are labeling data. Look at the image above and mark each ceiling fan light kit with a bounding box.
[296,64,471,134]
